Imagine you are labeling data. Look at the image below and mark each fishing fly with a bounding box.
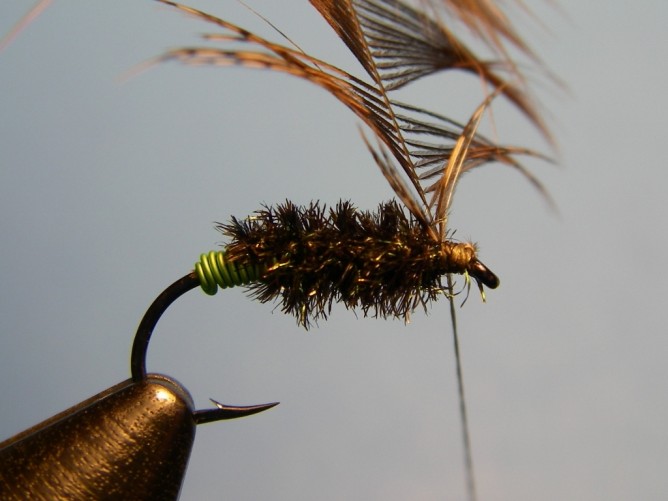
[150,0,549,326]
[147,0,552,499]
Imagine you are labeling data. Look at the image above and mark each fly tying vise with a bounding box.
[0,277,278,500]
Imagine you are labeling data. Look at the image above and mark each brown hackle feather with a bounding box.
[152,0,550,238]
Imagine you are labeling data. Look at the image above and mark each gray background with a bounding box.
[1,1,666,500]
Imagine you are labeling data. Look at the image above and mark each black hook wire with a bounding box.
[130,271,278,421]
[131,272,200,382]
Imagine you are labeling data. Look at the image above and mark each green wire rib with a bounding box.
[195,250,263,295]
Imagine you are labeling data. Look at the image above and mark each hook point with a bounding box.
[193,399,279,424]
